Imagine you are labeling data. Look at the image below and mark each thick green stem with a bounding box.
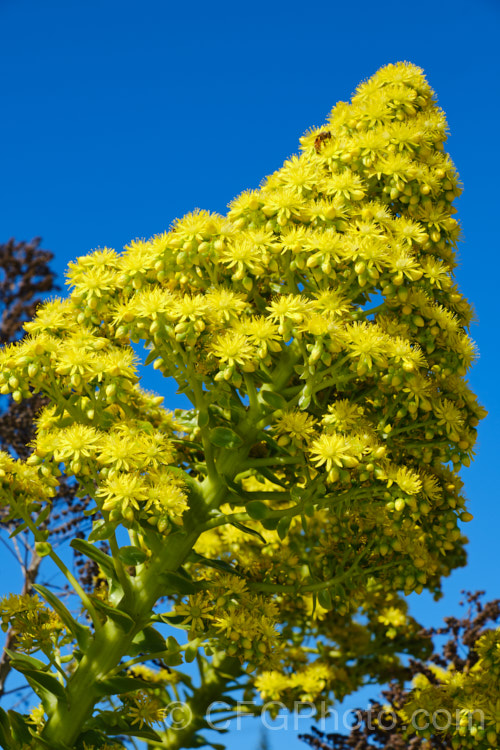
[108,532,133,599]
[149,652,242,750]
[41,531,198,748]
[190,378,218,482]
[40,342,304,747]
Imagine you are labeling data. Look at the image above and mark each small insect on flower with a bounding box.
[314,130,332,153]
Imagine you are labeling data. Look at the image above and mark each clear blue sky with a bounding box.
[1,0,499,746]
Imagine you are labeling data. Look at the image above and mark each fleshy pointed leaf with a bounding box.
[160,570,199,595]
[95,676,156,697]
[117,545,148,566]
[0,707,12,749]
[8,520,28,538]
[7,711,31,744]
[260,389,287,410]
[33,584,91,651]
[187,552,245,578]
[260,517,280,530]
[318,588,333,610]
[209,427,243,448]
[23,669,67,700]
[167,635,181,652]
[185,640,199,663]
[4,649,48,672]
[130,626,166,655]
[70,539,116,580]
[161,651,184,666]
[230,520,266,544]
[18,669,66,716]
[246,500,269,520]
[277,516,292,540]
[88,520,115,542]
[92,598,135,632]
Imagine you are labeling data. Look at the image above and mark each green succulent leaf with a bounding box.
[7,711,32,745]
[187,552,245,578]
[92,598,135,632]
[95,676,156,697]
[88,520,116,542]
[318,588,333,611]
[70,539,116,581]
[4,649,48,672]
[117,545,148,566]
[277,516,292,540]
[160,570,199,595]
[32,584,91,652]
[209,427,243,448]
[260,389,287,410]
[230,520,266,543]
[130,626,167,655]
[246,500,269,520]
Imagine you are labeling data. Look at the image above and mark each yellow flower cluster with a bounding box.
[121,690,167,729]
[402,629,500,748]
[255,661,337,708]
[0,450,57,521]
[0,594,63,653]
[0,63,483,561]
[378,605,408,639]
[174,573,281,672]
[25,413,186,529]
[0,63,488,726]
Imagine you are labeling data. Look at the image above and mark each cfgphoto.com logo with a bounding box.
[163,700,485,733]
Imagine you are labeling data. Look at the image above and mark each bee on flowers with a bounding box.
[314,131,332,153]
